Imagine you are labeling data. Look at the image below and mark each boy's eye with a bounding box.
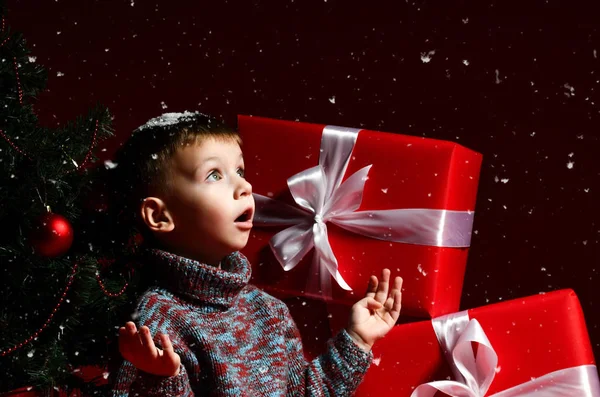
[207,170,222,181]
[237,168,245,178]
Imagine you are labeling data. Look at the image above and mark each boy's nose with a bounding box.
[235,178,252,199]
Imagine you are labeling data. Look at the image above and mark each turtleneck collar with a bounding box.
[145,249,252,308]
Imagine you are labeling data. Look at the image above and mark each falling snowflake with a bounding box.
[329,96,336,104]
[566,161,574,169]
[563,83,575,97]
[56,71,64,77]
[420,50,435,63]
[104,160,118,169]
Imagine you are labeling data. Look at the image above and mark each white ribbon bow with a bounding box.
[253,125,475,296]
[410,311,600,397]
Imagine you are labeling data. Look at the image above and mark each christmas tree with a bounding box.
[0,3,136,394]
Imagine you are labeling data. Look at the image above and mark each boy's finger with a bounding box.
[124,322,141,344]
[365,275,378,299]
[118,325,139,347]
[390,290,402,322]
[160,333,173,352]
[138,326,157,355]
[391,276,403,294]
[384,295,394,311]
[118,327,139,360]
[125,321,137,334]
[374,269,391,304]
[365,297,383,311]
[118,327,128,351]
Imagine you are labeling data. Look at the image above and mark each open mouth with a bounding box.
[235,208,253,223]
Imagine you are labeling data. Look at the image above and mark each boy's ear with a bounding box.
[140,197,175,233]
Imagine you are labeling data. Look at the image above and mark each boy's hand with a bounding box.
[346,269,402,352]
[118,321,181,377]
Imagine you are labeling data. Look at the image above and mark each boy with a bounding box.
[110,111,403,396]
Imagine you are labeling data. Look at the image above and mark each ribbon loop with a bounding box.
[270,223,315,271]
[288,165,327,215]
[322,165,371,220]
[319,125,361,200]
[253,193,310,226]
[452,319,497,396]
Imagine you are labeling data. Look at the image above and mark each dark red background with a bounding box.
[6,0,599,363]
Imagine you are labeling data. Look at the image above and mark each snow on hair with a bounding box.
[134,111,212,132]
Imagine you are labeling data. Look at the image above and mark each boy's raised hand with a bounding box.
[346,269,402,352]
[118,321,181,377]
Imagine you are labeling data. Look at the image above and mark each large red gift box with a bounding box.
[239,115,482,318]
[344,289,599,396]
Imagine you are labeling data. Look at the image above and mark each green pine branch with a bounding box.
[0,3,137,394]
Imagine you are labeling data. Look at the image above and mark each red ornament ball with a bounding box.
[30,212,74,257]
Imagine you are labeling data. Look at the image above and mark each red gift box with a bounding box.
[346,289,599,396]
[239,115,482,318]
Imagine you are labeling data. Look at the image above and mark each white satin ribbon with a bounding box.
[410,311,600,397]
[253,125,475,296]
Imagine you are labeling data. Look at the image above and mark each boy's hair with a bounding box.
[112,111,240,246]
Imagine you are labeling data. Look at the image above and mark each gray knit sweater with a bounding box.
[110,249,372,396]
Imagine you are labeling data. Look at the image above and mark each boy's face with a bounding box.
[157,138,254,265]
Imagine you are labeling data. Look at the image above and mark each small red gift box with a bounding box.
[347,289,599,396]
[239,115,482,318]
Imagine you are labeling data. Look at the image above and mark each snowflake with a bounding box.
[420,50,435,63]
[104,160,118,169]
